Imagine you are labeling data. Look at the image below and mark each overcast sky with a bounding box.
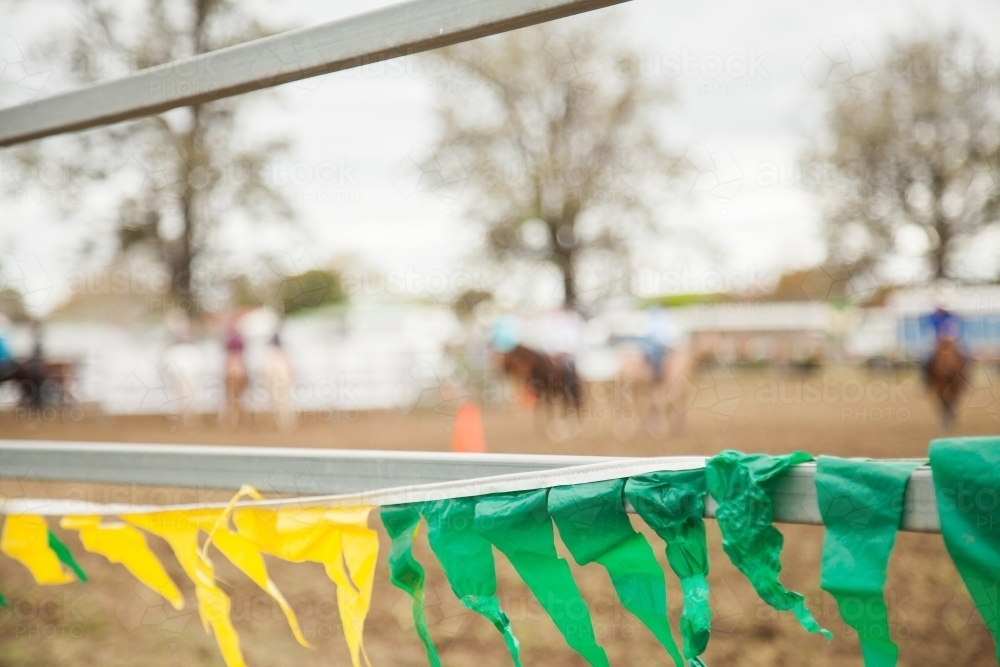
[3,0,1000,313]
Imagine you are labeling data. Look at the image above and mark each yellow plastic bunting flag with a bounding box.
[0,515,75,585]
[334,517,379,667]
[233,505,378,667]
[195,488,311,649]
[124,510,246,667]
[59,515,184,610]
[0,490,376,667]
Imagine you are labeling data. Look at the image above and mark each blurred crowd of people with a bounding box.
[163,310,298,431]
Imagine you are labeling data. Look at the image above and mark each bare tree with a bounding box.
[425,19,680,307]
[805,31,1000,282]
[3,0,294,315]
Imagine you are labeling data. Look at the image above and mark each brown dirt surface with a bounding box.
[0,366,998,666]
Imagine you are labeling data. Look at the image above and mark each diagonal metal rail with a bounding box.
[0,0,628,147]
[0,440,940,532]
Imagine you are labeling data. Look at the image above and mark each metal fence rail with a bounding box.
[0,440,940,532]
[0,0,627,147]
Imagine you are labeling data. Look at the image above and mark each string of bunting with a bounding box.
[0,438,998,666]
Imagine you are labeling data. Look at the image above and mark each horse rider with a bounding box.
[489,314,521,354]
[641,306,676,384]
[542,303,585,404]
[545,303,584,368]
[921,298,963,383]
[926,303,962,344]
[0,318,15,384]
[610,306,677,384]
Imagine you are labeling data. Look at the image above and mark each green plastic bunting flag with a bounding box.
[930,437,1000,660]
[475,489,610,667]
[706,450,831,639]
[625,470,712,667]
[816,456,922,667]
[549,479,685,667]
[421,498,523,666]
[47,530,87,582]
[381,504,442,667]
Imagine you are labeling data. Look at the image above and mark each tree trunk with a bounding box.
[173,103,202,316]
[931,171,949,281]
[549,219,577,307]
[932,221,949,280]
[171,0,211,317]
[562,254,577,307]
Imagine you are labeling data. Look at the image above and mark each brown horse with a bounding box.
[925,338,968,432]
[500,345,582,436]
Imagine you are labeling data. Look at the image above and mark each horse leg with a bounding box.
[531,385,547,438]
[942,374,967,433]
[564,380,583,438]
[940,397,955,433]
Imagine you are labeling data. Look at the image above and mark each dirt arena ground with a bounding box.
[0,366,998,666]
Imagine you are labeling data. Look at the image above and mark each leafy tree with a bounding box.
[277,269,346,315]
[425,19,681,307]
[452,288,493,321]
[805,31,1000,282]
[0,288,29,323]
[3,0,295,315]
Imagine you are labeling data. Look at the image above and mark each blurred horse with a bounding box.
[0,335,70,408]
[615,342,705,438]
[500,345,582,437]
[925,337,968,432]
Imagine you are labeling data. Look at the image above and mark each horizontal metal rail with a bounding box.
[0,440,612,495]
[0,440,940,531]
[0,0,627,147]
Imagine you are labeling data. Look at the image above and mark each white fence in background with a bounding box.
[1,303,464,414]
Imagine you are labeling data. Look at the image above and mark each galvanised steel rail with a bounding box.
[0,0,627,147]
[0,440,940,532]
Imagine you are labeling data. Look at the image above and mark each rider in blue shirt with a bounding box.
[921,303,963,385]
[925,306,962,343]
[642,306,674,383]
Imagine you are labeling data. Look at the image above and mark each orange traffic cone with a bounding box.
[451,401,487,453]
